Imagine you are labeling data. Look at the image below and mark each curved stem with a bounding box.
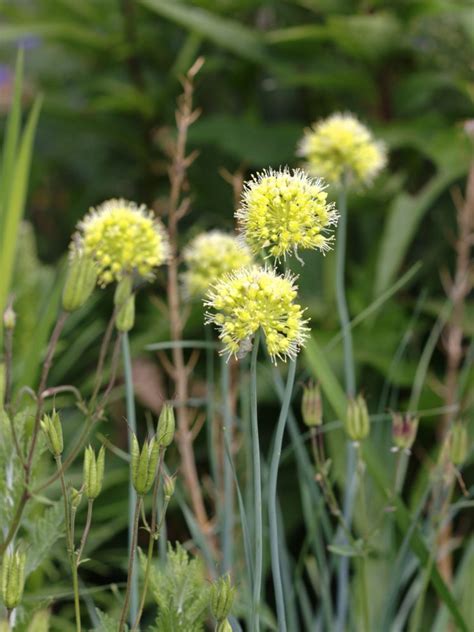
[119,496,142,632]
[249,332,261,632]
[76,499,94,566]
[122,333,139,627]
[268,358,297,632]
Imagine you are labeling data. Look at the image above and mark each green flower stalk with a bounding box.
[83,445,105,500]
[237,168,338,259]
[156,403,175,448]
[131,434,160,496]
[210,574,236,622]
[182,230,252,297]
[298,113,386,186]
[62,245,97,312]
[1,548,26,611]
[40,409,63,456]
[344,395,370,443]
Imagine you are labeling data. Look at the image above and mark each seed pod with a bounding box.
[114,276,133,308]
[83,445,105,499]
[27,609,50,632]
[163,473,176,500]
[344,395,370,442]
[301,382,322,427]
[1,548,26,610]
[62,246,97,312]
[450,422,468,466]
[157,404,175,448]
[70,486,83,509]
[116,294,135,332]
[210,574,235,622]
[131,434,160,495]
[40,409,64,456]
[392,413,418,451]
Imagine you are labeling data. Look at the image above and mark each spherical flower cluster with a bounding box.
[205,266,309,362]
[236,168,338,259]
[298,113,387,186]
[76,199,169,286]
[182,231,252,297]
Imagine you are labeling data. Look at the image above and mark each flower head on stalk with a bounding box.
[237,168,338,259]
[75,199,170,287]
[205,266,309,363]
[182,230,252,297]
[298,113,386,186]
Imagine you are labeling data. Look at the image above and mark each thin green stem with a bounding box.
[119,496,142,632]
[222,356,234,574]
[76,499,94,566]
[122,332,139,627]
[268,357,297,632]
[250,332,261,632]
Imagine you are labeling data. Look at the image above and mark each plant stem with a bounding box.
[122,332,139,627]
[119,496,142,632]
[56,456,81,632]
[249,332,261,632]
[76,499,94,565]
[268,357,297,632]
[335,181,357,632]
[222,356,234,574]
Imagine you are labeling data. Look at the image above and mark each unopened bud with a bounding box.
[40,409,64,456]
[83,445,105,499]
[217,620,232,632]
[131,434,160,495]
[70,487,83,509]
[392,413,418,451]
[1,547,26,610]
[210,574,235,622]
[3,304,16,330]
[301,382,322,427]
[344,395,370,442]
[450,422,468,466]
[27,609,50,632]
[157,404,175,448]
[116,294,135,332]
[62,246,97,312]
[114,276,133,307]
[163,473,176,500]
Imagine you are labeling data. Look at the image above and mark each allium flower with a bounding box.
[76,199,169,286]
[237,168,338,259]
[298,113,387,186]
[205,266,309,362]
[182,230,252,297]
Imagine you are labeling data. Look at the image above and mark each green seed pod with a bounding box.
[392,413,418,451]
[40,409,64,456]
[1,548,26,610]
[344,395,370,442]
[116,294,135,332]
[27,609,50,632]
[450,422,468,466]
[70,486,83,509]
[83,445,105,499]
[114,276,133,307]
[217,620,233,632]
[163,473,176,500]
[157,404,175,448]
[62,246,97,312]
[131,434,160,495]
[210,574,235,622]
[301,382,322,427]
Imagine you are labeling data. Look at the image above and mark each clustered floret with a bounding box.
[205,266,309,362]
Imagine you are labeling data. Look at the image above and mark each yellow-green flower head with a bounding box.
[236,168,338,259]
[76,199,170,286]
[298,113,387,186]
[182,230,252,297]
[205,266,309,362]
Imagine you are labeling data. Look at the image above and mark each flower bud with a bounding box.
[1,548,26,610]
[217,620,233,632]
[70,486,83,509]
[40,409,64,456]
[344,395,370,442]
[450,422,468,466]
[27,609,50,632]
[62,246,97,312]
[392,413,418,451]
[210,574,235,622]
[83,445,105,500]
[116,294,135,332]
[3,304,16,330]
[114,276,133,307]
[131,434,160,496]
[163,473,176,500]
[157,404,175,448]
[301,382,322,427]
